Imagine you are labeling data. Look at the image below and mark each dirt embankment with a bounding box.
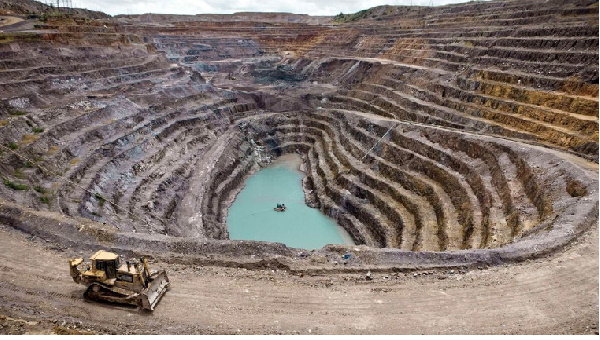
[0,219,597,335]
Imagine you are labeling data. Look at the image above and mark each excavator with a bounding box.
[69,250,170,311]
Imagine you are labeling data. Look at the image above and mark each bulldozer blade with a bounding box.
[141,270,170,311]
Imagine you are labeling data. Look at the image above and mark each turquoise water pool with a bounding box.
[227,154,354,249]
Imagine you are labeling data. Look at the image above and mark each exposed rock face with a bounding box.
[0,0,597,268]
[0,0,108,18]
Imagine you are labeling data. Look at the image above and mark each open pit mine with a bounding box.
[0,0,597,335]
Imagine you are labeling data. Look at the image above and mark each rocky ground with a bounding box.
[0,219,597,335]
[0,0,597,334]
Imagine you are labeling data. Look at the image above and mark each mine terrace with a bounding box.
[0,0,597,335]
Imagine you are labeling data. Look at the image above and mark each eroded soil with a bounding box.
[0,221,596,335]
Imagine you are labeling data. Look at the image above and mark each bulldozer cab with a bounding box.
[90,250,120,279]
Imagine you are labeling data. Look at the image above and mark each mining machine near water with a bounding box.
[69,250,170,310]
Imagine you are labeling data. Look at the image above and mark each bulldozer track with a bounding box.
[0,281,83,304]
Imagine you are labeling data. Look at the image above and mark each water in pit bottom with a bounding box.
[227,154,354,250]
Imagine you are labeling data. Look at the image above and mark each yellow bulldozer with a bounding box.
[69,250,170,310]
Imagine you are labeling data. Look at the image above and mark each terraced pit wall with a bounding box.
[0,0,597,270]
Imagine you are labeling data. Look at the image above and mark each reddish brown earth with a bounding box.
[0,0,597,334]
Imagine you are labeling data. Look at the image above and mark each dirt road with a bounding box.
[0,17,38,32]
[0,220,597,335]
[0,16,22,26]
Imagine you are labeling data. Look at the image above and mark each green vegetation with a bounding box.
[0,34,15,44]
[8,109,27,116]
[0,33,42,44]
[95,193,105,207]
[40,196,51,204]
[7,142,18,150]
[3,178,29,191]
[32,126,44,133]
[34,185,47,194]
[333,10,369,23]
[333,6,396,23]
[13,168,26,179]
